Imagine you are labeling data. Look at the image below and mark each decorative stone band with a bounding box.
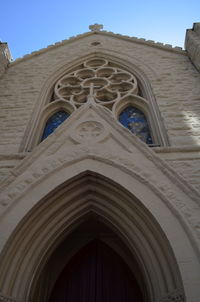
[0,293,16,302]
[162,288,185,302]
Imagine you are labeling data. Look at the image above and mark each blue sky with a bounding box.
[1,0,200,59]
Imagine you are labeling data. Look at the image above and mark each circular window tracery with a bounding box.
[42,59,154,144]
[54,58,138,110]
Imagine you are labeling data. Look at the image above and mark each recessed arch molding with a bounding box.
[0,171,185,302]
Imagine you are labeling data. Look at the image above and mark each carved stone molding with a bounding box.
[0,293,16,302]
[162,288,185,302]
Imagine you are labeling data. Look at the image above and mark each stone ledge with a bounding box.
[0,153,27,160]
[153,145,200,154]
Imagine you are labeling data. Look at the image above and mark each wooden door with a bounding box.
[49,240,144,302]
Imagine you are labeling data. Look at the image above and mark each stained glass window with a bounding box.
[41,111,69,141]
[119,106,153,144]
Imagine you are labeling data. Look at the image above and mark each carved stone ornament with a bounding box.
[0,293,16,302]
[162,288,185,302]
[74,121,105,142]
[89,24,103,31]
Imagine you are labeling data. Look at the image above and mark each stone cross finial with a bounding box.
[89,24,103,32]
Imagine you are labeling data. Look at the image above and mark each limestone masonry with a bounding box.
[0,23,200,302]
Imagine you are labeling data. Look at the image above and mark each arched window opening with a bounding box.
[119,106,153,144]
[41,110,69,141]
[20,56,168,151]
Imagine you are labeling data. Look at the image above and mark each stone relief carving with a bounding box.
[76,121,104,139]
[162,288,185,302]
[72,121,106,143]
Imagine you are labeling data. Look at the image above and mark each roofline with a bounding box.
[10,30,186,66]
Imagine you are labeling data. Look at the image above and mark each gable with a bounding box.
[0,103,199,234]
[11,30,184,65]
[1,30,199,156]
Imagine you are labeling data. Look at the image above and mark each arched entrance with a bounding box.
[49,239,144,302]
[0,171,188,302]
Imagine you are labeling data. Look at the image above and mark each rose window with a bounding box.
[53,58,138,110]
[41,58,153,144]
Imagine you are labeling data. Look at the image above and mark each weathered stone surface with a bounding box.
[0,26,200,302]
[0,30,200,191]
[185,22,200,71]
[0,44,11,79]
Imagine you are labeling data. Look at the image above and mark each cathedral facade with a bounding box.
[0,23,200,302]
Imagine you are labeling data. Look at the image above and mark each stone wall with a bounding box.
[0,31,200,192]
[0,29,200,302]
[185,22,200,72]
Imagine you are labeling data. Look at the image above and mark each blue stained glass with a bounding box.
[41,111,69,141]
[119,106,153,144]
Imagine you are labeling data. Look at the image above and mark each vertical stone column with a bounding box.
[185,22,200,72]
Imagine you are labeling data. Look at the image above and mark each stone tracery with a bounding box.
[43,58,153,144]
[53,58,139,110]
[19,55,169,151]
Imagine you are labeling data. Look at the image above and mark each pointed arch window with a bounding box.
[119,106,153,144]
[41,110,70,141]
[20,56,168,151]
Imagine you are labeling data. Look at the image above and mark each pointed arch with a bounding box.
[113,95,153,144]
[36,101,75,143]
[0,168,191,302]
[19,51,169,152]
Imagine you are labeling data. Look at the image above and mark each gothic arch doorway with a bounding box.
[48,239,144,302]
[36,218,147,302]
[0,171,186,302]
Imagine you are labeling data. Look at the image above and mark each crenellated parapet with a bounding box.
[185,22,200,72]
